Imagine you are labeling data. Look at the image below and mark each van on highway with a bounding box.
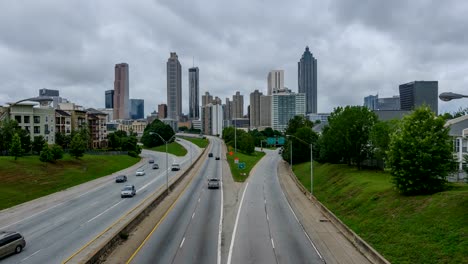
[0,231,26,258]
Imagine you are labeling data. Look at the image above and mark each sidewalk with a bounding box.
[277,160,371,264]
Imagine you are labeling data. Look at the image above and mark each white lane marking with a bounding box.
[271,238,275,249]
[264,199,266,204]
[227,182,249,264]
[192,212,195,219]
[86,200,125,223]
[217,145,224,264]
[198,198,201,203]
[267,214,269,222]
[21,249,41,261]
[0,201,64,230]
[179,237,186,248]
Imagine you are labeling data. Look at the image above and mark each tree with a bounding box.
[238,133,255,154]
[282,127,318,164]
[369,120,398,160]
[69,133,86,159]
[51,144,64,160]
[9,133,23,160]
[32,136,46,154]
[39,143,54,163]
[0,119,19,155]
[56,132,71,149]
[285,116,313,136]
[386,106,454,195]
[17,129,31,154]
[141,119,175,148]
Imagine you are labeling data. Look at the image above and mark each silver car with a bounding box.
[135,169,145,176]
[121,185,136,198]
[208,178,220,189]
[0,231,26,258]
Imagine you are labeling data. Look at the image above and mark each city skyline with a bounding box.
[0,1,467,116]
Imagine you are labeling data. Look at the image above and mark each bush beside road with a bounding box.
[293,162,468,264]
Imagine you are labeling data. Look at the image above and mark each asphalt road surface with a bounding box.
[0,139,200,264]
[129,137,224,264]
[228,149,324,264]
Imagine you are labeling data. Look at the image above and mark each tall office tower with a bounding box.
[377,96,400,110]
[167,52,182,120]
[232,91,244,119]
[189,67,199,119]
[130,99,144,119]
[260,95,272,127]
[267,70,284,95]
[364,94,378,110]
[158,104,167,119]
[224,98,232,122]
[250,90,263,128]
[202,92,213,106]
[399,81,438,114]
[113,63,130,119]
[105,90,114,108]
[298,46,318,114]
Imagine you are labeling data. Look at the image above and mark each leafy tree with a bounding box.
[285,116,314,136]
[238,133,255,154]
[69,133,86,159]
[141,119,175,148]
[55,132,71,149]
[386,106,454,195]
[39,143,54,162]
[463,155,468,178]
[222,127,235,146]
[32,136,46,154]
[179,126,188,132]
[9,133,23,160]
[51,144,64,160]
[282,127,318,164]
[0,119,19,154]
[369,120,399,160]
[16,129,31,154]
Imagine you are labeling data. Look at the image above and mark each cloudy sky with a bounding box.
[0,0,467,116]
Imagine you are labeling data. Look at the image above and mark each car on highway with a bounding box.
[171,163,180,171]
[208,153,213,157]
[148,159,154,164]
[135,169,145,176]
[152,164,159,169]
[208,178,220,189]
[115,175,127,183]
[215,156,220,160]
[0,231,26,257]
[121,185,136,198]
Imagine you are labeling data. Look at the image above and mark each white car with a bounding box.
[135,169,145,176]
[171,163,180,171]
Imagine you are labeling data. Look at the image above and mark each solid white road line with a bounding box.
[192,212,196,219]
[21,249,41,262]
[271,238,275,249]
[227,182,249,264]
[86,200,125,223]
[179,237,186,248]
[217,146,224,264]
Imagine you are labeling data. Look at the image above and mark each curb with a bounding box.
[63,141,209,264]
[283,160,391,264]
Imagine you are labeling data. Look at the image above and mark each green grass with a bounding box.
[145,141,187,157]
[293,162,468,264]
[179,137,209,148]
[226,150,266,182]
[0,154,140,209]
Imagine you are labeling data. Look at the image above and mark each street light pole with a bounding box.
[149,132,176,194]
[310,143,313,195]
[234,119,237,154]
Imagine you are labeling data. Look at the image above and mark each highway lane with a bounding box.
[0,139,201,264]
[129,137,223,264]
[228,149,324,264]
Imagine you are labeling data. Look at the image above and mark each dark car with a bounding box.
[148,159,155,164]
[208,178,220,189]
[208,153,213,157]
[215,156,220,160]
[152,164,159,169]
[0,231,26,258]
[115,175,127,183]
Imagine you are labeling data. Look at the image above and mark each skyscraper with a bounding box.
[158,104,167,119]
[250,90,263,128]
[130,99,144,119]
[267,70,284,95]
[232,91,244,119]
[105,90,114,108]
[298,46,318,114]
[399,81,438,114]
[189,67,199,120]
[167,52,182,120]
[202,92,213,106]
[113,63,129,119]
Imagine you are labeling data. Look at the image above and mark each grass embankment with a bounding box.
[293,162,468,264]
[179,137,209,148]
[226,151,265,182]
[145,141,187,157]
[0,154,140,210]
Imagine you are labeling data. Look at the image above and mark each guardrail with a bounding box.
[284,161,391,264]
[63,141,210,264]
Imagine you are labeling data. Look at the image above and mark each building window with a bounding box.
[34,116,40,123]
[44,124,49,134]
[24,116,30,124]
[45,116,48,122]
[34,126,40,134]
[15,115,21,123]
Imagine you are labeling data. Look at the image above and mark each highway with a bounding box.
[0,139,201,264]
[228,149,324,264]
[129,137,223,264]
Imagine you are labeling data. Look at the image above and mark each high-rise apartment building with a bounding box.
[224,98,232,122]
[250,90,263,128]
[267,70,284,95]
[201,103,223,136]
[130,99,144,120]
[232,91,244,119]
[158,104,167,119]
[298,46,318,114]
[167,52,182,120]
[105,90,114,109]
[260,95,272,127]
[271,91,306,131]
[113,63,130,119]
[189,67,199,120]
[399,81,438,114]
[202,92,213,107]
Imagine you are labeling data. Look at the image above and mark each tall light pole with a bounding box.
[234,118,237,154]
[149,132,177,194]
[287,135,314,195]
[439,92,468,102]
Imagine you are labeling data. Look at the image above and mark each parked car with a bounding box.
[208,153,213,157]
[148,159,155,164]
[0,231,26,258]
[152,164,159,169]
[171,163,180,171]
[215,156,220,160]
[115,175,127,183]
[208,178,220,189]
[135,169,145,176]
[121,185,136,198]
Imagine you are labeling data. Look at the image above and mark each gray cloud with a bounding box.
[0,0,466,115]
